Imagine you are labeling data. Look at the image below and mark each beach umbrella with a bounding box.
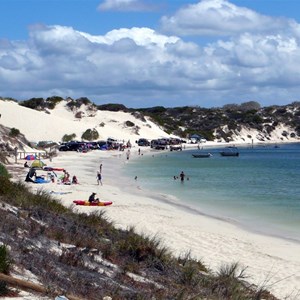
[31,160,46,169]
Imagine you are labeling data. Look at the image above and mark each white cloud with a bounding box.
[160,0,294,36]
[98,0,156,12]
[1,22,300,107]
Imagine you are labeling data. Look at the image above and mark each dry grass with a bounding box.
[0,169,279,299]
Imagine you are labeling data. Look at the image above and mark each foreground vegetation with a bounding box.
[0,164,277,299]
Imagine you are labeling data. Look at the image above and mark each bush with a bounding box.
[9,128,20,137]
[46,96,63,109]
[0,281,8,296]
[125,120,135,127]
[0,245,11,274]
[0,164,10,179]
[62,133,76,142]
[97,103,128,112]
[19,97,44,109]
[81,129,99,141]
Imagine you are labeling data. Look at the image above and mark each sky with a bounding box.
[1,0,300,108]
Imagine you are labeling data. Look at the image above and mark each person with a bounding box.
[62,171,70,184]
[51,175,55,183]
[25,168,36,182]
[72,175,78,184]
[96,171,102,185]
[138,148,141,155]
[126,150,130,160]
[88,192,99,204]
[24,161,29,168]
[179,171,185,182]
[99,163,103,173]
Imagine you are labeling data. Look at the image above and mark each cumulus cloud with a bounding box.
[160,0,296,37]
[1,20,300,107]
[98,0,156,12]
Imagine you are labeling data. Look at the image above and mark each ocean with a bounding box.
[122,143,300,242]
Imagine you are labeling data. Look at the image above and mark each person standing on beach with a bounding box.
[126,149,130,160]
[97,171,102,185]
[100,163,102,173]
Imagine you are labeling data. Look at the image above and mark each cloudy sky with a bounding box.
[1,0,300,108]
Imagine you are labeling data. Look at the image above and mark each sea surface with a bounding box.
[122,143,300,242]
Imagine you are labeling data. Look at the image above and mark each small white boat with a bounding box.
[192,152,212,158]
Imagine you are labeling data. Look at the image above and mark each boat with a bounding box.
[192,152,212,158]
[220,146,239,157]
[73,200,113,206]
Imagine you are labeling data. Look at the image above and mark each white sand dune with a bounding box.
[0,100,171,144]
[1,99,300,299]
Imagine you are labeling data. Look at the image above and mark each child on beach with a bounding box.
[97,171,102,185]
[72,175,78,184]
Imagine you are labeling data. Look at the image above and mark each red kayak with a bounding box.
[73,200,112,206]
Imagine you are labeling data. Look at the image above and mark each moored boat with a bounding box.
[220,146,239,157]
[192,152,212,158]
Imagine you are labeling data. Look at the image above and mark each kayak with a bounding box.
[73,200,112,206]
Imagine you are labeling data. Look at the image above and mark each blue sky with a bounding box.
[1,0,300,108]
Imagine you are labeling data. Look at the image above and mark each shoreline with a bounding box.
[9,144,300,299]
[123,142,300,244]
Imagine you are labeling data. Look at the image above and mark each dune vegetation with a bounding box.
[0,164,278,299]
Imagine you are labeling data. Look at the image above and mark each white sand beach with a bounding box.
[10,149,300,300]
[1,99,300,299]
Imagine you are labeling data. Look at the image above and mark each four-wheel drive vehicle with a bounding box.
[137,138,150,146]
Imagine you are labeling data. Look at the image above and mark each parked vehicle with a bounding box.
[137,138,150,146]
[150,139,167,150]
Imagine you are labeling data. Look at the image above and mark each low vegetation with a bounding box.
[81,128,99,141]
[0,165,277,299]
[8,128,20,138]
[20,96,64,110]
[136,101,300,141]
[12,96,300,142]
[62,133,77,142]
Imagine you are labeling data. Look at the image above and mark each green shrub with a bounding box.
[97,103,128,112]
[0,281,8,296]
[81,129,99,141]
[62,133,76,142]
[9,128,20,137]
[46,96,63,109]
[0,164,10,179]
[125,120,135,127]
[19,97,44,109]
[0,245,11,274]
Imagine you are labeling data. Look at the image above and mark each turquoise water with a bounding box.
[123,143,300,241]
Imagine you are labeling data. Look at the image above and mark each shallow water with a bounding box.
[123,143,300,241]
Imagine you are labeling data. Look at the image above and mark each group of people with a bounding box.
[60,170,78,185]
[89,163,103,203]
[173,171,189,182]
